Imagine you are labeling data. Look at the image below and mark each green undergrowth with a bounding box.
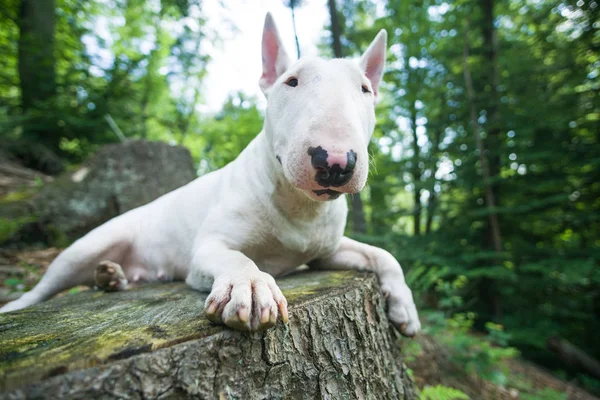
[419,385,470,400]
[405,268,591,399]
[519,388,567,400]
[407,311,571,399]
[424,311,520,385]
[0,187,39,203]
[0,216,37,243]
[0,185,42,244]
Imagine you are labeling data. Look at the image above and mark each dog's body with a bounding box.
[1,14,420,336]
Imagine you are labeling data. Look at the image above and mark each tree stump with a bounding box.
[0,270,418,399]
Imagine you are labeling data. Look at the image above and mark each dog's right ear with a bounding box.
[259,12,292,95]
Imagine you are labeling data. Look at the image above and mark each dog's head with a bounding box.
[259,13,386,201]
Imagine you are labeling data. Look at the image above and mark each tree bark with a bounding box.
[178,87,200,145]
[349,194,367,234]
[327,0,368,235]
[425,193,435,234]
[18,0,58,150]
[478,0,503,255]
[477,0,504,323]
[0,271,418,399]
[462,24,502,257]
[327,0,343,59]
[290,3,301,59]
[410,102,421,236]
[425,128,443,235]
[547,337,600,380]
[462,20,503,319]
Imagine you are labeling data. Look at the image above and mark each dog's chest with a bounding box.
[243,214,342,276]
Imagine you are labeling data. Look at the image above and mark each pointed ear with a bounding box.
[259,12,292,95]
[359,29,387,99]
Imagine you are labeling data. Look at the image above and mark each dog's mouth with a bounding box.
[312,189,343,200]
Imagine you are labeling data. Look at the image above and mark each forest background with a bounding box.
[0,0,598,397]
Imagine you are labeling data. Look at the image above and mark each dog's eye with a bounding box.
[286,78,299,87]
[361,85,370,93]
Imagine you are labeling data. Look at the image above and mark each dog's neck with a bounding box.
[246,130,339,220]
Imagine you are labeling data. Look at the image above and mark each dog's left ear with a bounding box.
[359,29,387,99]
[259,12,292,95]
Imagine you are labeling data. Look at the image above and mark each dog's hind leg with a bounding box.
[0,222,133,313]
[94,260,128,292]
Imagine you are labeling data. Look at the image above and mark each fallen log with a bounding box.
[0,270,417,399]
[547,336,600,380]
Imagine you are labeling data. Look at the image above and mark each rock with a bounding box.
[0,151,52,198]
[29,140,196,243]
[0,139,65,176]
[0,271,418,399]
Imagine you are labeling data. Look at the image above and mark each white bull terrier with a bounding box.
[0,13,420,336]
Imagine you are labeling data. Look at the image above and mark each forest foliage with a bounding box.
[0,0,599,394]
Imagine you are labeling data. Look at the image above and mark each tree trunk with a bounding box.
[463,25,502,253]
[18,0,58,151]
[290,4,301,59]
[425,128,443,235]
[327,0,343,59]
[479,0,502,255]
[478,0,504,322]
[410,102,421,236]
[349,194,367,234]
[425,192,436,234]
[0,271,418,399]
[327,0,367,235]
[178,87,200,145]
[463,19,503,320]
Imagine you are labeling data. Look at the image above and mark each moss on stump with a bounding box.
[0,270,417,399]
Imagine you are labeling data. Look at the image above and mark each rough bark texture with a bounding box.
[0,271,417,399]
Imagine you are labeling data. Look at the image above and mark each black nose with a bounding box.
[307,146,357,188]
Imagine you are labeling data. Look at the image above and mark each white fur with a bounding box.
[0,13,420,336]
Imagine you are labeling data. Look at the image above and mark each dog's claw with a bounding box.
[399,323,408,335]
[278,301,289,324]
[260,308,270,324]
[94,260,128,292]
[204,272,287,331]
[206,301,217,315]
[238,308,249,323]
[393,321,417,338]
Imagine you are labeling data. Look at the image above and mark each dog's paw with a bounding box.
[380,274,421,337]
[95,260,128,292]
[204,271,288,331]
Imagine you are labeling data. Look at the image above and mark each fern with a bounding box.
[420,385,470,400]
[520,388,566,400]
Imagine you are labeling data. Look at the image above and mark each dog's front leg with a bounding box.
[186,240,288,331]
[310,237,420,336]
